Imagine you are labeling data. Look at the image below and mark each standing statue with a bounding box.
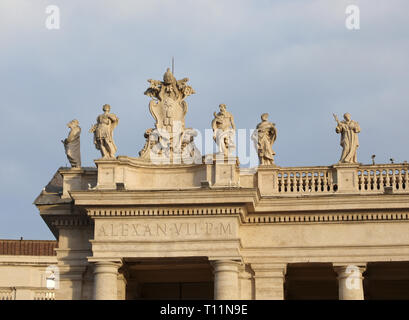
[62,119,81,168]
[333,113,361,164]
[90,104,119,159]
[251,113,277,165]
[211,104,236,157]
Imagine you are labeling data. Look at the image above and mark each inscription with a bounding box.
[97,221,233,238]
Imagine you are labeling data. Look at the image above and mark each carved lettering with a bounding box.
[174,223,183,235]
[132,224,141,236]
[144,225,153,236]
[157,224,167,236]
[121,224,128,236]
[205,223,213,235]
[98,225,107,237]
[219,223,232,235]
[111,224,118,236]
[96,221,234,239]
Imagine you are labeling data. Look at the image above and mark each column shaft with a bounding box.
[212,260,240,300]
[334,264,366,300]
[93,261,121,300]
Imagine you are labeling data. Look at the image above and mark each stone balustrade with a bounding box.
[357,164,409,193]
[0,288,56,300]
[258,163,409,196]
[33,290,55,300]
[57,160,409,198]
[0,289,14,300]
[276,166,336,194]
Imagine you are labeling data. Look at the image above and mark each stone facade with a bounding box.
[3,69,409,300]
[0,240,57,300]
[29,159,409,300]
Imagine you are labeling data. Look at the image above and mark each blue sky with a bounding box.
[1,0,408,239]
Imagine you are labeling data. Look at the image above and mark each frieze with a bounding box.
[94,217,238,241]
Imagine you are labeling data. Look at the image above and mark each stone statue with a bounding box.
[139,68,200,164]
[211,104,236,157]
[144,68,195,133]
[252,113,277,165]
[90,104,119,159]
[333,113,361,164]
[62,119,81,168]
[180,128,202,164]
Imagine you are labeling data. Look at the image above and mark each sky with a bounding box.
[1,0,408,240]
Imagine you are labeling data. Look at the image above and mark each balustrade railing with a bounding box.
[357,164,409,193]
[0,289,14,300]
[34,290,55,300]
[259,163,409,196]
[277,167,337,194]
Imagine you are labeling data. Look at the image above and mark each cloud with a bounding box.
[0,0,409,238]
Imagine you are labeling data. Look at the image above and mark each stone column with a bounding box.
[239,264,254,300]
[117,269,128,300]
[252,263,287,300]
[211,260,240,300]
[93,261,121,300]
[56,265,85,300]
[334,264,366,300]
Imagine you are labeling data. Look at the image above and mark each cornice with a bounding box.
[86,206,245,220]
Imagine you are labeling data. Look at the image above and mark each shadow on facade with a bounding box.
[124,257,213,300]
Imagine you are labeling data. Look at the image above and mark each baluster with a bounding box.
[370,170,374,190]
[397,169,402,190]
[323,171,328,192]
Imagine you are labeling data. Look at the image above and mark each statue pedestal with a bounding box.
[257,165,279,196]
[59,167,85,199]
[332,163,361,193]
[204,154,240,188]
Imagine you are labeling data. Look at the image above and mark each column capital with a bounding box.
[92,261,122,276]
[333,263,366,300]
[251,263,287,278]
[211,260,241,273]
[333,263,367,278]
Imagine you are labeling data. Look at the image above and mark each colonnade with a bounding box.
[90,259,367,300]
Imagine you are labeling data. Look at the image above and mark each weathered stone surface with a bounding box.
[139,69,200,164]
[334,113,361,164]
[212,104,236,157]
[252,113,277,165]
[62,119,81,168]
[90,104,119,159]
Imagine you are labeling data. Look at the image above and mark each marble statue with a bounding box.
[333,113,360,164]
[144,68,195,133]
[90,104,119,159]
[212,104,236,157]
[140,68,201,163]
[180,128,202,164]
[252,113,277,165]
[62,119,81,168]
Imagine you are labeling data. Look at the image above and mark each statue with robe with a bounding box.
[334,113,360,164]
[211,104,236,157]
[90,104,119,159]
[252,113,277,165]
[62,119,81,168]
